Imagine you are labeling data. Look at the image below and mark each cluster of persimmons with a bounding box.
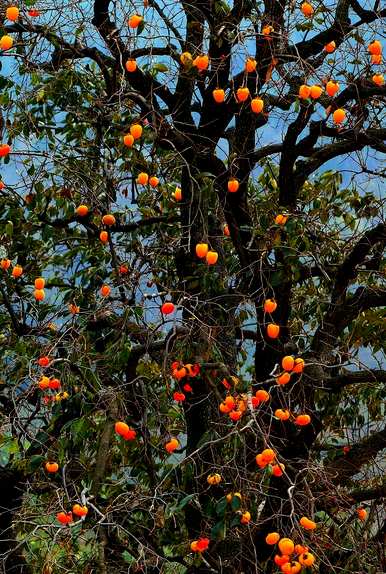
[0,2,377,567]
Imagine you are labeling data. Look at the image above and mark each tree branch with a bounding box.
[325,425,386,485]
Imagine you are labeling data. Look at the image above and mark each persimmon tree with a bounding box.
[0,0,385,573]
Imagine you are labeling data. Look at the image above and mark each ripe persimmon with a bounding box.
[38,356,50,367]
[193,54,209,71]
[223,224,230,236]
[298,85,311,99]
[372,74,384,86]
[45,461,59,473]
[38,376,50,390]
[326,80,339,96]
[173,391,186,402]
[295,414,311,426]
[99,231,109,243]
[261,448,275,463]
[251,98,264,113]
[213,88,225,103]
[229,410,242,421]
[1,259,11,270]
[6,7,19,21]
[191,537,209,552]
[34,289,45,301]
[301,2,314,17]
[282,562,301,574]
[128,14,143,28]
[240,511,251,524]
[275,408,290,420]
[267,323,280,339]
[299,552,315,567]
[115,421,130,437]
[324,41,336,53]
[294,545,308,555]
[206,251,218,265]
[149,176,159,187]
[275,214,288,225]
[76,204,89,216]
[357,507,367,521]
[228,179,239,193]
[28,9,40,17]
[310,85,323,99]
[245,58,257,73]
[368,40,382,55]
[279,374,293,388]
[207,473,222,485]
[282,356,294,371]
[102,214,116,226]
[123,134,134,147]
[371,54,382,64]
[262,25,274,36]
[100,284,111,297]
[68,302,79,315]
[165,437,179,453]
[265,532,280,545]
[272,463,285,476]
[0,36,14,51]
[264,299,277,313]
[255,389,270,402]
[0,144,11,157]
[292,358,305,373]
[275,554,290,566]
[300,516,317,530]
[333,108,346,124]
[278,538,295,555]
[34,277,45,290]
[161,301,175,315]
[236,87,250,102]
[125,59,137,72]
[137,172,149,185]
[130,124,143,139]
[49,378,61,390]
[72,504,88,517]
[12,265,23,278]
[57,511,73,525]
[173,187,182,201]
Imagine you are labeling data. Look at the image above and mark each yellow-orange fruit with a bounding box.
[213,88,225,103]
[102,214,116,226]
[0,35,14,50]
[251,98,264,113]
[301,2,314,17]
[128,14,143,28]
[333,108,346,124]
[298,85,311,99]
[125,59,137,72]
[193,54,209,71]
[245,58,257,73]
[123,134,134,147]
[267,323,280,338]
[227,179,239,193]
[282,356,294,371]
[278,538,295,555]
[137,172,149,185]
[265,532,280,545]
[130,124,143,139]
[324,41,336,53]
[310,85,323,99]
[6,7,19,21]
[196,243,208,258]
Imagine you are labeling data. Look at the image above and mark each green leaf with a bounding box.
[153,63,169,73]
[215,498,228,516]
[211,520,226,540]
